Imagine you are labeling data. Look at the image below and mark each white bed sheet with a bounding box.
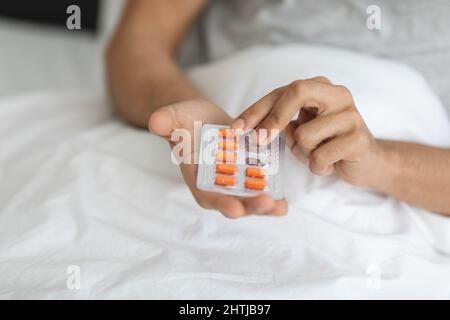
[1,45,450,299]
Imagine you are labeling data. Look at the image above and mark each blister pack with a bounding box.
[196,124,285,199]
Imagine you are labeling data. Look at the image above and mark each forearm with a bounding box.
[107,39,201,128]
[106,0,206,128]
[373,140,450,215]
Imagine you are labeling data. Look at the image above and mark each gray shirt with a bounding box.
[182,0,450,110]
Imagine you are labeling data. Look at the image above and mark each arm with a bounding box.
[106,0,207,128]
[106,0,288,218]
[232,77,450,216]
[374,140,450,215]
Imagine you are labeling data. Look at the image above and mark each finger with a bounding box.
[284,120,297,151]
[309,132,361,176]
[297,76,332,127]
[232,76,331,132]
[180,162,246,218]
[258,80,353,138]
[231,86,287,132]
[194,188,248,219]
[148,105,178,139]
[199,192,278,218]
[285,120,309,164]
[295,108,358,157]
[268,199,289,216]
[215,195,248,219]
[191,178,288,218]
[241,194,275,215]
[241,195,288,216]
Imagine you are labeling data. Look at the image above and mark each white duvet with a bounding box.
[1,45,450,299]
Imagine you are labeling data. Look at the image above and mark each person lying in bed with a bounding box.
[107,0,450,218]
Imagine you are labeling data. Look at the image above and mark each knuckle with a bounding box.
[346,108,362,126]
[266,112,283,127]
[342,173,366,187]
[271,87,284,96]
[309,162,324,176]
[289,80,305,98]
[336,85,350,95]
[354,131,370,148]
[336,85,353,101]
[310,150,321,164]
[314,76,332,84]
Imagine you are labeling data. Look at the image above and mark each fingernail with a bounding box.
[232,118,245,131]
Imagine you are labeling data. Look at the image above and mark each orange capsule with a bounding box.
[215,175,237,187]
[219,139,238,151]
[245,178,266,190]
[216,164,238,175]
[219,128,236,139]
[245,167,266,178]
[216,151,236,163]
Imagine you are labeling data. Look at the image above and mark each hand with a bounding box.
[149,99,288,218]
[232,77,381,187]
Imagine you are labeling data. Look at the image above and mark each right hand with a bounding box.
[149,99,288,219]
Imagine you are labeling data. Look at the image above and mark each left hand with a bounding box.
[149,99,288,218]
[231,77,381,187]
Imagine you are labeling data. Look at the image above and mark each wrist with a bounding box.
[369,139,400,192]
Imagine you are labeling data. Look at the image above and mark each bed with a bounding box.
[1,5,450,299]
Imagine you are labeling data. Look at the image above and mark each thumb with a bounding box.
[148,106,178,138]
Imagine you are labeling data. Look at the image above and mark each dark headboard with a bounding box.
[0,0,100,33]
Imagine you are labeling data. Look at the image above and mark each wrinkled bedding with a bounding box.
[1,45,450,299]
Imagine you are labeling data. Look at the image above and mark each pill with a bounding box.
[245,167,266,178]
[215,175,237,187]
[216,164,238,175]
[219,128,236,139]
[245,178,267,190]
[219,139,238,150]
[216,151,236,163]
